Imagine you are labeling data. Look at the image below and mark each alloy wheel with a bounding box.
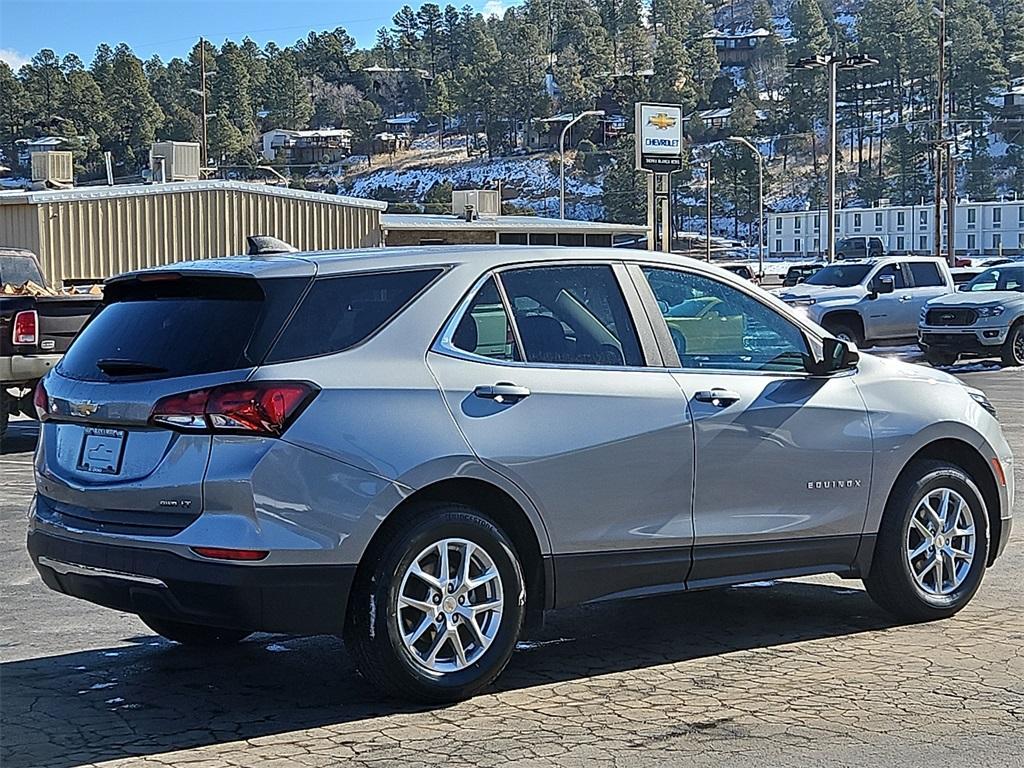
[1013,327,1024,365]
[395,538,504,673]
[905,488,976,596]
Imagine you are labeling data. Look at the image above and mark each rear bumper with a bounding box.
[0,353,62,385]
[28,527,356,635]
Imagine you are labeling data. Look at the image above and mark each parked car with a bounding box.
[950,267,984,286]
[782,263,824,287]
[1,248,101,435]
[836,236,885,260]
[918,265,1024,367]
[777,256,955,346]
[719,263,759,283]
[28,246,1013,702]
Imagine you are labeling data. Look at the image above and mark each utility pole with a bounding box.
[827,59,838,263]
[945,144,956,265]
[200,37,209,170]
[705,157,713,262]
[933,0,946,261]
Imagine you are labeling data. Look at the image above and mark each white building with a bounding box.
[769,199,1024,258]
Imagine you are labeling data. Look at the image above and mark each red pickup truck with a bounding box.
[1,248,101,436]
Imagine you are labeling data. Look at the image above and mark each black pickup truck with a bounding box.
[1,248,101,435]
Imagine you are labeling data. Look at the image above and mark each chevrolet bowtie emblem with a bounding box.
[69,401,99,417]
[647,112,677,130]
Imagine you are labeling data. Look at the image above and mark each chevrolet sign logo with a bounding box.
[647,112,677,130]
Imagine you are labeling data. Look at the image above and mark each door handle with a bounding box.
[693,388,741,407]
[898,294,913,302]
[474,383,531,402]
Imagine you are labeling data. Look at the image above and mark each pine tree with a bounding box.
[602,135,646,224]
[417,4,444,76]
[0,62,28,171]
[21,49,66,129]
[393,5,421,68]
[210,41,255,162]
[104,44,164,167]
[261,51,313,130]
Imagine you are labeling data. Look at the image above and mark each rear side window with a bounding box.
[266,269,442,363]
[908,261,943,287]
[58,276,307,381]
[452,277,521,361]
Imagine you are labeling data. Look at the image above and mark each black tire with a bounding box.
[865,460,989,622]
[344,502,525,703]
[923,349,958,367]
[823,320,862,347]
[1001,320,1024,367]
[140,616,251,646]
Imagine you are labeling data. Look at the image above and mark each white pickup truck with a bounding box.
[777,256,955,346]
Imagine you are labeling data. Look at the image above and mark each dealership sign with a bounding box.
[635,103,683,172]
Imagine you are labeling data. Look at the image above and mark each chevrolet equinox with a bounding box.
[27,246,1014,701]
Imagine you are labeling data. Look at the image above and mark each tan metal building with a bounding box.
[0,180,385,285]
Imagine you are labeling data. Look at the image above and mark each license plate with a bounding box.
[77,428,127,475]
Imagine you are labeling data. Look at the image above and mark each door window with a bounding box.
[874,263,907,289]
[499,265,643,367]
[641,267,808,372]
[908,261,943,287]
[450,277,521,361]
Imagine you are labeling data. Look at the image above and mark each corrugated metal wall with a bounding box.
[0,184,383,285]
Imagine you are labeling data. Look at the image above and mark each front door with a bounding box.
[427,264,695,605]
[635,265,874,587]
[864,261,914,339]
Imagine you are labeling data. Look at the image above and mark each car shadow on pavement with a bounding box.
[0,580,899,768]
[0,420,38,455]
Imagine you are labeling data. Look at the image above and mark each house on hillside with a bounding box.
[384,114,426,138]
[993,82,1024,142]
[259,129,353,165]
[704,28,774,67]
[684,106,767,138]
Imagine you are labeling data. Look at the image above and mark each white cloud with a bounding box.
[0,48,30,71]
[482,0,507,19]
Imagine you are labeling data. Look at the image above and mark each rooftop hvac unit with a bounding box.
[452,189,500,219]
[31,151,74,185]
[149,141,201,182]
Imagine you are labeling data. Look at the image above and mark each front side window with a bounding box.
[874,263,908,289]
[805,263,872,287]
[642,267,808,372]
[450,277,520,361]
[908,261,943,287]
[499,264,643,367]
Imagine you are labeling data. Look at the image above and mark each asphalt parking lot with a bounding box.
[1,354,1021,768]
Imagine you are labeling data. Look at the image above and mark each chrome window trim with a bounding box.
[38,556,168,587]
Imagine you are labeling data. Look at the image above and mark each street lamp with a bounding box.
[727,135,766,278]
[790,53,878,262]
[559,110,605,219]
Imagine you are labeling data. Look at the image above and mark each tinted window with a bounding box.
[268,269,441,363]
[643,267,808,372]
[59,276,306,381]
[909,261,943,287]
[874,263,907,289]
[500,265,643,366]
[451,277,520,361]
[805,264,872,287]
[0,253,45,287]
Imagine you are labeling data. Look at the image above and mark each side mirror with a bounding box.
[957,283,970,292]
[808,336,860,375]
[870,275,895,296]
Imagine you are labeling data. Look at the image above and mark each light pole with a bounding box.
[559,110,605,219]
[790,53,878,262]
[727,135,765,278]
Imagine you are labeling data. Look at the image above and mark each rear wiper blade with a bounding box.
[96,358,168,375]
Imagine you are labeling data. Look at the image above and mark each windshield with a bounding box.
[0,253,46,287]
[804,263,873,287]
[836,238,863,250]
[966,266,1024,292]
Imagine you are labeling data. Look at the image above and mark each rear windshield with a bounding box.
[266,269,442,363]
[0,253,45,287]
[58,276,306,381]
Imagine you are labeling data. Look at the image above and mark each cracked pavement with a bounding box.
[1,366,1021,768]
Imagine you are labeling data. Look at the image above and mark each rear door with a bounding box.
[905,260,953,321]
[427,263,696,605]
[35,271,309,536]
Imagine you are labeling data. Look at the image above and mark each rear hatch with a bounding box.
[36,268,311,537]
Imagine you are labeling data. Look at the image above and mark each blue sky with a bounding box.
[0,0,514,70]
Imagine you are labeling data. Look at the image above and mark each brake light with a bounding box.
[34,379,49,419]
[191,546,269,561]
[12,310,38,345]
[150,381,318,436]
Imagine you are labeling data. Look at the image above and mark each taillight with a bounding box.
[12,310,38,345]
[150,381,318,436]
[34,379,49,419]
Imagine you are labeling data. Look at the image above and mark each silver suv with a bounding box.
[28,246,1014,701]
